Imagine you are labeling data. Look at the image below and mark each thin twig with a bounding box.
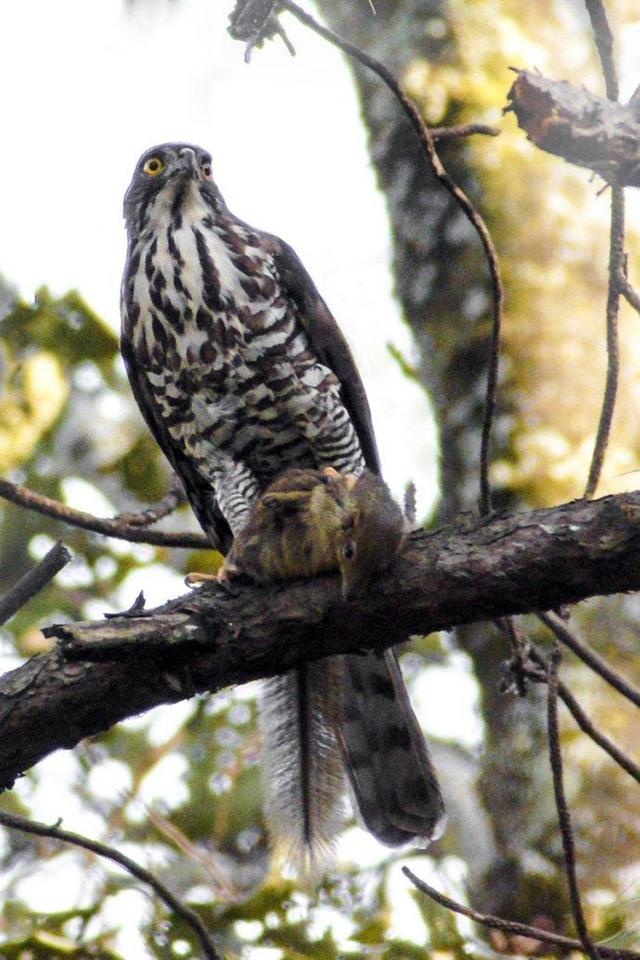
[277,0,504,516]
[584,0,619,101]
[0,810,221,960]
[115,478,185,527]
[0,541,72,626]
[584,185,625,498]
[525,644,640,784]
[539,612,640,709]
[147,807,236,902]
[619,273,640,314]
[403,867,639,959]
[558,678,640,784]
[0,478,208,549]
[430,122,500,141]
[546,645,601,960]
[583,1,624,498]
[498,617,529,696]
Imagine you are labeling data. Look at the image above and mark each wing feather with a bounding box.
[266,235,382,475]
[120,332,232,552]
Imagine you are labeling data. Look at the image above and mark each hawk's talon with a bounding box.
[185,571,220,588]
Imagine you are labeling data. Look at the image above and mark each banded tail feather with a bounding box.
[260,663,346,874]
[341,651,445,845]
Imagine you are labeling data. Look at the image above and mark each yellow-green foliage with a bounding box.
[0,349,68,471]
[405,0,640,505]
[0,287,119,472]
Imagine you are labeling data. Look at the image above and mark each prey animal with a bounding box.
[120,142,444,871]
[218,466,405,598]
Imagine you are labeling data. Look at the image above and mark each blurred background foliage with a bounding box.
[2,0,640,958]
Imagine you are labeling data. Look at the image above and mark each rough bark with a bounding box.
[506,70,640,186]
[2,490,640,794]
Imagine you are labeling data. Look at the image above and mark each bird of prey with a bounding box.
[120,142,444,872]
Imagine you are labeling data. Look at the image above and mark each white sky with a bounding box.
[0,0,438,512]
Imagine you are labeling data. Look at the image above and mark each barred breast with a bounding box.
[122,185,363,485]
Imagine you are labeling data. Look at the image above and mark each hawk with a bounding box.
[121,142,444,871]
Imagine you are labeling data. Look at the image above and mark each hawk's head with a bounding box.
[123,142,225,239]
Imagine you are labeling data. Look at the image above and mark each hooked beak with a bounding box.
[177,147,199,178]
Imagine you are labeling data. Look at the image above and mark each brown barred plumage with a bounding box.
[120,143,444,873]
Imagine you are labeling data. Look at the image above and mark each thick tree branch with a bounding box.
[505,70,640,186]
[3,490,640,792]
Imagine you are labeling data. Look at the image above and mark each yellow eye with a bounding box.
[201,161,213,181]
[143,157,165,176]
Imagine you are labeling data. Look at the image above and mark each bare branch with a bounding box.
[584,0,624,500]
[0,541,71,627]
[228,0,295,59]
[429,123,500,141]
[403,867,639,959]
[0,478,208,549]
[619,272,640,314]
[506,9,625,501]
[114,477,185,527]
[505,71,638,185]
[0,810,221,960]
[559,679,640,784]
[584,185,624,499]
[546,646,601,960]
[539,612,640,709]
[584,0,619,101]
[525,647,640,785]
[3,491,640,790]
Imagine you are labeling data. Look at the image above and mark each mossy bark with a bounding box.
[312,0,640,921]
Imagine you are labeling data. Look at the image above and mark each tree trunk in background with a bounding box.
[313,0,640,923]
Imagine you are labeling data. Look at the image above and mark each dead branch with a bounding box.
[619,273,640,314]
[523,645,640,785]
[0,810,221,960]
[0,541,71,626]
[403,867,639,959]
[0,477,208,549]
[546,646,601,959]
[539,612,640,708]
[114,477,185,527]
[584,184,624,499]
[429,122,500,141]
[505,70,640,187]
[3,490,640,791]
[584,0,619,101]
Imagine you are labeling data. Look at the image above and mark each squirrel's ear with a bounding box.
[262,489,309,516]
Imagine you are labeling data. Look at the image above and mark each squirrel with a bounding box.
[217,466,406,598]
